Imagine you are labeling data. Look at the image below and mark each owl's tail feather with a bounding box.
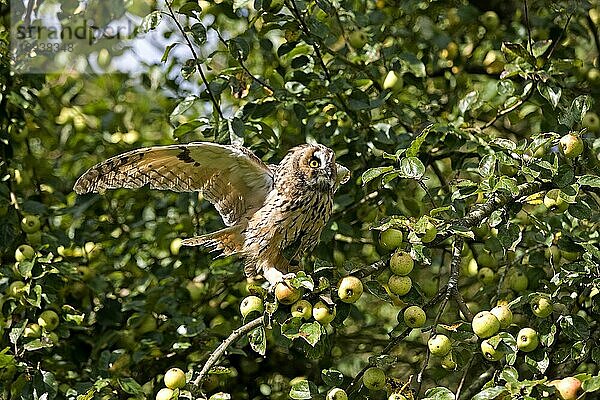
[181,227,244,256]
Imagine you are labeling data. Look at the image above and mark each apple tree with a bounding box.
[1,0,600,399]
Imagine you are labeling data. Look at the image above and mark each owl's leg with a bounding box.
[263,267,285,286]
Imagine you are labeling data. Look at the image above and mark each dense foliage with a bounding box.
[1,0,600,399]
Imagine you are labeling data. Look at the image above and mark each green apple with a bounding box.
[326,387,348,400]
[477,252,498,268]
[46,331,59,344]
[164,367,186,389]
[561,250,580,261]
[490,305,513,329]
[348,30,368,49]
[531,296,553,318]
[291,299,312,320]
[21,215,41,233]
[461,257,479,277]
[481,337,504,361]
[507,270,528,292]
[383,71,403,91]
[136,315,158,335]
[471,311,500,338]
[275,281,303,305]
[170,238,182,255]
[428,334,452,356]
[155,387,174,400]
[549,377,581,400]
[559,133,584,159]
[499,163,518,177]
[9,125,28,142]
[337,276,363,303]
[24,323,42,338]
[388,275,412,296]
[477,267,495,285]
[362,367,386,391]
[403,305,426,328]
[313,301,336,324]
[420,221,437,243]
[480,10,500,30]
[186,280,205,302]
[380,228,403,250]
[38,310,60,331]
[517,327,539,352]
[7,281,26,298]
[440,352,456,370]
[544,189,569,213]
[544,245,561,263]
[390,251,414,276]
[15,244,35,262]
[240,295,264,318]
[26,231,42,246]
[583,111,600,132]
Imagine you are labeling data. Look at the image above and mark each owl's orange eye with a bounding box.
[309,158,321,168]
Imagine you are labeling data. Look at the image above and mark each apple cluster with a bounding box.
[155,367,186,400]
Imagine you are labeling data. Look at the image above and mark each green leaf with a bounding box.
[139,10,162,32]
[558,95,592,128]
[494,177,519,196]
[209,393,232,400]
[491,138,517,151]
[582,376,600,392]
[558,315,590,340]
[459,91,478,115]
[118,378,144,395]
[538,84,561,109]
[233,0,252,12]
[364,280,390,302]
[249,325,267,356]
[189,22,207,45]
[397,52,426,77]
[298,322,322,347]
[361,166,394,186]
[501,367,519,385]
[422,386,455,400]
[532,40,552,58]
[289,379,317,399]
[405,124,433,157]
[321,369,344,387]
[471,387,508,400]
[578,175,600,188]
[9,320,26,345]
[398,157,425,180]
[501,42,534,64]
[497,222,521,251]
[479,154,496,178]
[161,42,178,63]
[179,2,202,16]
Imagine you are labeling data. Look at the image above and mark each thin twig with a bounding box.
[459,367,495,399]
[586,15,600,59]
[214,30,275,93]
[430,181,552,246]
[190,316,264,391]
[285,0,353,117]
[455,356,475,399]
[482,82,536,130]
[523,0,533,55]
[165,1,224,120]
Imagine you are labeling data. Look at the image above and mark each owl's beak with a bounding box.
[335,164,350,186]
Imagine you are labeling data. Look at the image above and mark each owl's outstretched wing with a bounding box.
[73,142,274,226]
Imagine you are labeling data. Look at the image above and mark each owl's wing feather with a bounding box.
[73,142,274,226]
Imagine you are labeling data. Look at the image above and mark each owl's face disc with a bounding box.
[296,145,338,191]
